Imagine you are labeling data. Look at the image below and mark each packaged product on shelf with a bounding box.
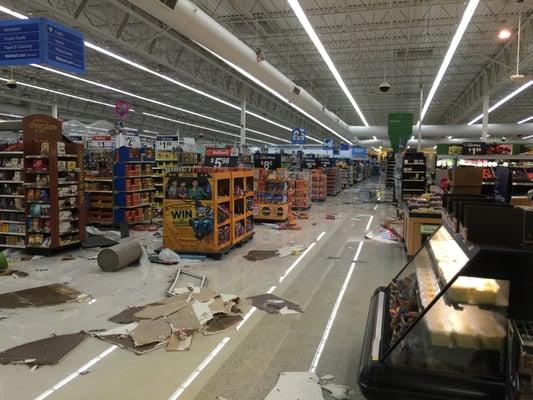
[288,171,311,210]
[311,169,327,201]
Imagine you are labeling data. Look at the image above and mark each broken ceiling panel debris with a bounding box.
[248,294,303,315]
[0,283,87,308]
[244,250,278,261]
[131,319,172,347]
[0,332,89,366]
[265,372,324,400]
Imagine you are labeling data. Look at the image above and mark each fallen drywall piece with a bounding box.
[191,300,213,325]
[265,371,324,400]
[165,305,202,331]
[130,319,171,347]
[166,330,193,352]
[244,250,278,261]
[96,323,139,337]
[0,269,28,278]
[0,332,89,367]
[108,306,147,324]
[134,299,188,320]
[248,294,303,315]
[99,333,166,355]
[192,288,218,303]
[0,283,87,308]
[204,315,242,335]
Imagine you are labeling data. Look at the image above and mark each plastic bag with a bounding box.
[158,248,181,264]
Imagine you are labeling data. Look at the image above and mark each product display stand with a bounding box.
[254,168,289,222]
[154,137,179,209]
[85,136,114,226]
[113,146,155,225]
[0,144,26,248]
[23,115,85,251]
[401,152,427,203]
[325,167,341,196]
[288,171,311,210]
[163,166,254,258]
[311,169,327,201]
[385,152,395,188]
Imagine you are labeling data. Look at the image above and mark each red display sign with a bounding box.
[205,147,236,157]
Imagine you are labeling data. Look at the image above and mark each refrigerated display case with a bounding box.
[358,223,533,400]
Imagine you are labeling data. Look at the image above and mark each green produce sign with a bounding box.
[388,113,413,152]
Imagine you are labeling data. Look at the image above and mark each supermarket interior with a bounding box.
[0,1,532,400]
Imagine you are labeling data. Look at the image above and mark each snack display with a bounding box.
[311,169,327,201]
[288,171,311,210]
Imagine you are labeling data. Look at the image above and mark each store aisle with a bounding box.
[0,179,406,400]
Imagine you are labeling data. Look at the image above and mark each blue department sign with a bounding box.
[0,17,85,74]
[291,128,306,144]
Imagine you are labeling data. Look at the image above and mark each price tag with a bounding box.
[89,135,113,150]
[204,156,238,167]
[155,136,179,151]
[254,154,281,170]
[117,132,141,148]
[301,157,318,169]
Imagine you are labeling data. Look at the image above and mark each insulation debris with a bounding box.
[99,288,241,354]
[0,331,89,367]
[265,372,324,400]
[244,250,278,261]
[277,245,306,258]
[365,224,402,244]
[247,294,303,315]
[0,283,88,308]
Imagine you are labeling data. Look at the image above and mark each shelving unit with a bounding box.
[288,171,311,210]
[231,169,254,244]
[311,169,327,202]
[113,147,156,225]
[254,168,290,221]
[325,167,341,196]
[85,137,114,226]
[0,146,25,248]
[385,152,396,188]
[22,115,85,251]
[154,150,178,208]
[401,152,427,202]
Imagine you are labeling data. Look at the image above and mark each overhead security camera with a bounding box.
[379,82,391,93]
[6,79,17,89]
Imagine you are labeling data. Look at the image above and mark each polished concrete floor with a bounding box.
[0,178,406,400]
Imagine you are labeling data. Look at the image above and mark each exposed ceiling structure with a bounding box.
[0,0,531,145]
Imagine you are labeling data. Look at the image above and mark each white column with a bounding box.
[51,102,58,118]
[240,92,246,153]
[481,91,489,142]
[417,87,423,151]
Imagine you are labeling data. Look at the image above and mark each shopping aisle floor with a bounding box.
[0,179,406,400]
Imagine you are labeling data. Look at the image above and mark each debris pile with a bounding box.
[99,287,242,354]
[265,372,354,400]
[0,283,89,308]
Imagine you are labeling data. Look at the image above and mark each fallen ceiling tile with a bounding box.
[98,333,166,355]
[134,299,189,320]
[191,300,213,325]
[166,330,194,352]
[96,322,139,337]
[0,270,28,278]
[165,305,201,331]
[0,283,86,308]
[321,383,351,400]
[192,288,218,303]
[108,306,147,324]
[247,294,303,315]
[243,250,278,261]
[208,298,226,315]
[130,319,171,347]
[204,315,242,335]
[0,331,89,366]
[277,245,307,258]
[265,371,324,400]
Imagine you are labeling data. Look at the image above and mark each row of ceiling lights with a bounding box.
[0,3,531,143]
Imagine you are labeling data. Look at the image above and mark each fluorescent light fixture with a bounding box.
[433,145,437,150]
[522,134,533,140]
[448,136,454,140]
[0,5,27,19]
[195,41,345,144]
[288,0,368,127]
[31,64,286,142]
[0,77,115,108]
[498,28,512,40]
[0,112,23,118]
[420,0,480,122]
[518,115,533,124]
[468,80,533,125]
[142,112,274,145]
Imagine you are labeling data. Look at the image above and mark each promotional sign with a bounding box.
[319,158,335,168]
[254,153,281,170]
[155,135,179,151]
[114,99,130,119]
[461,142,487,156]
[204,147,238,157]
[291,128,306,144]
[323,137,333,150]
[486,143,512,155]
[351,146,368,158]
[0,18,85,74]
[116,132,141,148]
[204,155,238,167]
[301,157,319,169]
[89,135,113,149]
[340,143,350,151]
[388,113,413,152]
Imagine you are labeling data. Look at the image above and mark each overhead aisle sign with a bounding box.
[0,18,85,74]
[291,128,306,144]
[323,137,333,150]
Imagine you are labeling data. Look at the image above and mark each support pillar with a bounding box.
[240,92,246,153]
[417,87,423,152]
[51,102,58,118]
[482,83,489,142]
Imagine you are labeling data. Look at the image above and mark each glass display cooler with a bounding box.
[358,224,533,400]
